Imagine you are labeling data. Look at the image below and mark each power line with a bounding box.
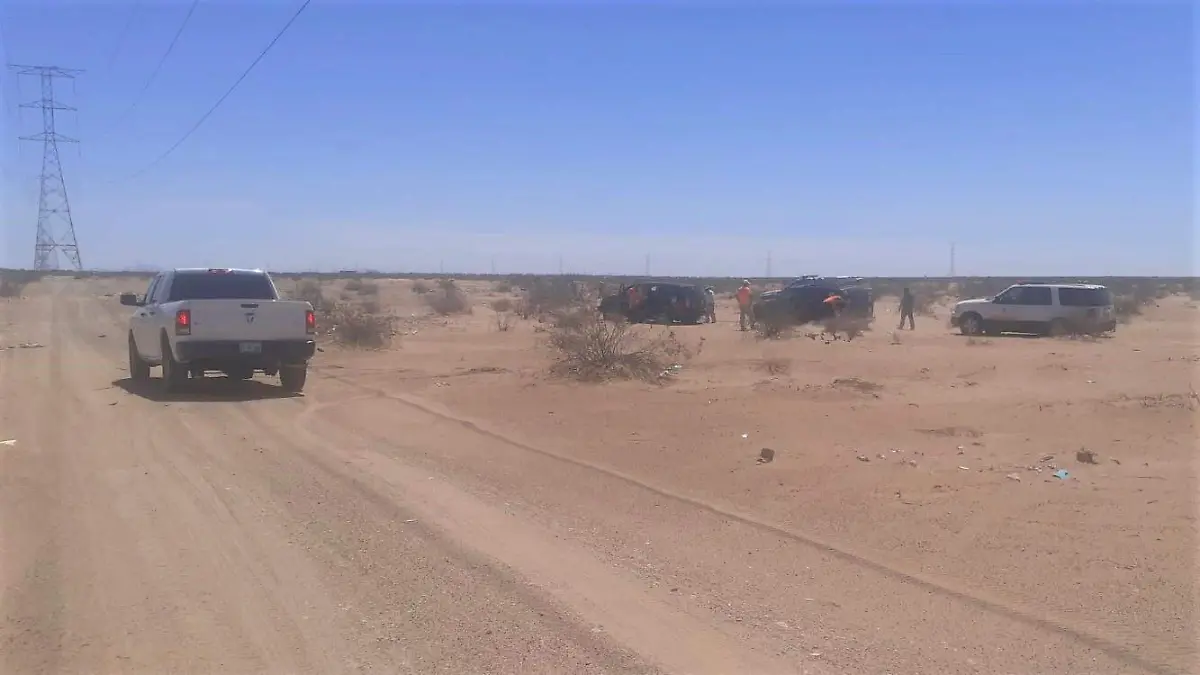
[105,0,144,72]
[104,0,201,133]
[119,0,312,182]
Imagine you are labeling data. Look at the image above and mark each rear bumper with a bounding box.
[174,339,316,367]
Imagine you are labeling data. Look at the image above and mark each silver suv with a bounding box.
[950,283,1117,337]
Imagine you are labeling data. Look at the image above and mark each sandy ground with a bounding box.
[1,275,1196,675]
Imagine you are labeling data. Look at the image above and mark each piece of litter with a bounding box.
[403,519,417,523]
[1006,473,1021,482]
[958,465,970,471]
[1053,469,1070,480]
[0,439,15,446]
[741,433,749,439]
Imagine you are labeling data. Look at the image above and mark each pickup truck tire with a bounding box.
[279,365,307,393]
[128,334,150,381]
[159,334,188,394]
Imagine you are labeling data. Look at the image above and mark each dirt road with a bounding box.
[1,279,1188,674]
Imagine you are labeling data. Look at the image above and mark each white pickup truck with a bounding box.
[120,268,317,393]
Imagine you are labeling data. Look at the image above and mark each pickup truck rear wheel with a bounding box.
[159,335,188,393]
[279,365,307,393]
[128,334,150,381]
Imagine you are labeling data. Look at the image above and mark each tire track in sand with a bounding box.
[314,372,1186,675]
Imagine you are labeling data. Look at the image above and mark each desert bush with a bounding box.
[359,296,382,314]
[323,302,397,349]
[522,277,588,318]
[1113,294,1145,323]
[411,280,430,294]
[545,308,691,383]
[294,279,332,311]
[760,356,791,376]
[494,310,514,332]
[0,269,44,298]
[491,298,515,331]
[344,277,380,296]
[425,279,472,316]
[493,280,514,293]
[0,278,25,298]
[754,314,796,340]
[822,315,871,340]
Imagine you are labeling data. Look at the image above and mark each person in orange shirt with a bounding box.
[824,292,846,317]
[736,280,754,331]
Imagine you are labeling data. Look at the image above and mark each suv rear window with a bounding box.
[1058,287,1113,307]
[166,272,277,301]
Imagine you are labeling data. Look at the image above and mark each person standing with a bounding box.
[704,286,717,323]
[736,280,754,331]
[898,287,916,330]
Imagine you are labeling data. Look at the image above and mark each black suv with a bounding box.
[753,279,874,326]
[599,282,708,325]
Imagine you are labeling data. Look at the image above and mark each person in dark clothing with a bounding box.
[899,287,916,330]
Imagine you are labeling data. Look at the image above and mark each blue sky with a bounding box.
[1,1,1193,276]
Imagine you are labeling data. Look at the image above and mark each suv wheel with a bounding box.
[959,313,983,336]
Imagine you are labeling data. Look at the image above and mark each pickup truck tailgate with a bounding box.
[181,300,311,341]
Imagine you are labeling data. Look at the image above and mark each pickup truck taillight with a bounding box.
[305,309,316,335]
[174,309,191,336]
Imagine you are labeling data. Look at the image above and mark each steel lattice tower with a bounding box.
[10,64,84,271]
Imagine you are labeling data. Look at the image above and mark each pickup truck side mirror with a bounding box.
[119,292,143,307]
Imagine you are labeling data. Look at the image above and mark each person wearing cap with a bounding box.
[704,286,717,323]
[736,280,754,330]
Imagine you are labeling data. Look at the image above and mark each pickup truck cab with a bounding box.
[120,268,317,393]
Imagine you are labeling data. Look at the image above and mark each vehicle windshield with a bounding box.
[1058,287,1113,306]
[166,272,277,301]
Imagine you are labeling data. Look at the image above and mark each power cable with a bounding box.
[117,0,312,182]
[103,0,201,134]
[105,0,143,72]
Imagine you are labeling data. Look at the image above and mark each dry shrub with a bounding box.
[493,280,514,293]
[545,308,691,383]
[1113,294,1145,323]
[492,297,515,331]
[0,279,25,298]
[323,302,397,348]
[294,279,331,311]
[494,310,514,332]
[760,356,792,376]
[522,277,588,318]
[344,277,365,292]
[425,279,472,316]
[358,280,380,296]
[822,315,871,340]
[753,314,797,340]
[0,270,43,298]
[411,280,430,294]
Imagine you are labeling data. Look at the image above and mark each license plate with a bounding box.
[239,342,262,354]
